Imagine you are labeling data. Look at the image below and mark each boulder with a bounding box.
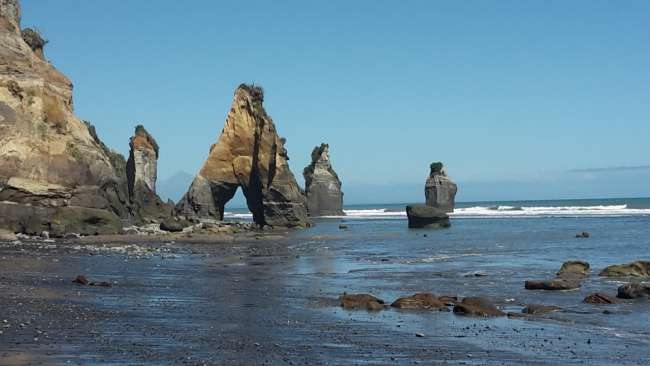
[522,304,561,315]
[0,202,122,236]
[339,293,385,311]
[425,162,457,213]
[617,283,650,299]
[406,205,450,229]
[175,84,308,228]
[583,293,617,304]
[453,297,504,317]
[524,279,581,291]
[391,293,447,310]
[303,143,344,217]
[0,1,138,234]
[126,125,173,221]
[557,260,590,279]
[600,261,650,278]
[159,218,190,233]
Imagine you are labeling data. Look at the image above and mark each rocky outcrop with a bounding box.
[175,84,309,228]
[600,261,650,278]
[406,204,450,228]
[303,143,344,216]
[617,283,650,299]
[126,125,172,222]
[391,293,447,310]
[524,278,581,291]
[425,162,457,213]
[339,293,385,311]
[557,260,590,279]
[0,0,134,235]
[453,297,504,317]
[583,293,617,304]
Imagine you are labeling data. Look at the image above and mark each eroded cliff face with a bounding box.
[175,84,309,228]
[0,0,133,235]
[126,125,172,222]
[424,162,457,213]
[303,143,344,216]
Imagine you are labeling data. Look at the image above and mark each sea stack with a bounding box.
[126,125,172,222]
[0,0,135,235]
[425,162,457,213]
[175,84,309,228]
[303,143,344,216]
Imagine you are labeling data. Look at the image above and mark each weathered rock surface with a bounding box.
[303,143,344,217]
[0,1,133,235]
[391,293,447,310]
[557,260,590,279]
[600,261,650,278]
[583,293,617,304]
[175,84,308,228]
[522,304,561,315]
[617,283,650,299]
[425,162,457,213]
[453,297,504,317]
[126,125,172,222]
[524,279,581,291]
[406,204,450,228]
[339,293,385,311]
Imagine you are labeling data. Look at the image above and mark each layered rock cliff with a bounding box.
[0,0,138,235]
[175,84,308,228]
[303,143,344,216]
[126,125,172,222]
[425,162,457,213]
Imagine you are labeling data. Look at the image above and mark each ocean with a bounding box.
[225,197,650,219]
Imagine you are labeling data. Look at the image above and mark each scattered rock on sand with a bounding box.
[600,261,650,278]
[391,293,447,310]
[557,260,590,279]
[453,297,504,317]
[72,275,89,285]
[522,304,561,315]
[575,232,590,238]
[338,224,349,230]
[339,293,385,311]
[159,218,189,233]
[583,293,617,304]
[617,283,650,299]
[524,279,581,291]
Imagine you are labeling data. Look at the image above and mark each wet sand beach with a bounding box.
[1,216,649,365]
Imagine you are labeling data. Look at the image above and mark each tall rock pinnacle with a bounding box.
[126,125,171,222]
[425,162,457,213]
[303,143,344,216]
[175,84,309,228]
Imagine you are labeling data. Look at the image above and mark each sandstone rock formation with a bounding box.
[303,143,344,216]
[175,84,308,228]
[126,125,172,222]
[600,261,650,278]
[0,0,133,235]
[406,204,450,228]
[425,162,457,213]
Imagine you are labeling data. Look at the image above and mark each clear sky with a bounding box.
[21,0,650,203]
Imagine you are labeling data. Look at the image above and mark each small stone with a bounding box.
[72,275,89,285]
[415,333,425,338]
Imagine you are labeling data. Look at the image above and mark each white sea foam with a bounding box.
[224,204,650,220]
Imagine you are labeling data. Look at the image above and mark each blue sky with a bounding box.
[21,1,650,203]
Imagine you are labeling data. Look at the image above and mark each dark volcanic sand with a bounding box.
[1,217,649,365]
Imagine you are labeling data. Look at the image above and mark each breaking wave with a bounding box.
[224,204,650,220]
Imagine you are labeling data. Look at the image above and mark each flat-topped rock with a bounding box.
[406,205,450,228]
